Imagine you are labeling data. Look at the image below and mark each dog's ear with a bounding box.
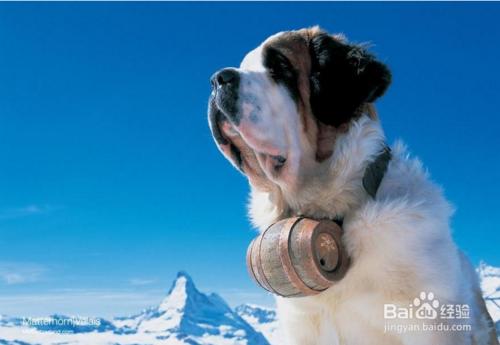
[309,32,391,127]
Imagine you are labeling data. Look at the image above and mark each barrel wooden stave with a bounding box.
[260,219,301,297]
[248,236,274,293]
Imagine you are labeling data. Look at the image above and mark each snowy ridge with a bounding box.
[0,272,269,345]
[133,271,269,344]
[478,262,500,335]
[1,263,499,345]
[235,304,281,345]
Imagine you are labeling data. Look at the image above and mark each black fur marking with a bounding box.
[229,143,244,171]
[212,68,241,125]
[208,97,244,171]
[309,33,391,127]
[263,46,300,101]
[208,98,229,146]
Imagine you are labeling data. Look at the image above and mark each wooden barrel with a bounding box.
[246,217,349,297]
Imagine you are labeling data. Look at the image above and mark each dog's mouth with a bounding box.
[263,153,287,171]
[220,114,288,174]
[209,98,288,179]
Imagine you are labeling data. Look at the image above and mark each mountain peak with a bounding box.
[175,270,193,281]
[479,261,500,277]
[170,271,198,296]
[138,271,271,344]
[157,271,198,313]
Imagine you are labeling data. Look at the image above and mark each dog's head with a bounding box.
[208,27,391,197]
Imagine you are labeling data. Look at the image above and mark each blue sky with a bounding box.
[0,2,499,317]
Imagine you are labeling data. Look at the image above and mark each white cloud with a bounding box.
[0,287,273,319]
[129,278,157,286]
[0,204,59,220]
[215,288,275,309]
[0,262,47,285]
[0,289,166,318]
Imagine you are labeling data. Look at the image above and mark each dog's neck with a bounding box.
[249,115,387,231]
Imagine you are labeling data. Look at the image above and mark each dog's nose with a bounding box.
[211,68,239,88]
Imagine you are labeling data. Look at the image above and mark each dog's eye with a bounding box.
[263,46,299,100]
[267,63,285,80]
[268,67,279,79]
[264,48,296,81]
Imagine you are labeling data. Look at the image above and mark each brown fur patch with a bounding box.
[263,28,378,163]
[263,29,317,146]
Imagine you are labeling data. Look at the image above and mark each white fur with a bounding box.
[249,116,495,344]
[238,45,312,190]
[212,30,497,345]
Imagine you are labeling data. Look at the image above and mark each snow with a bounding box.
[478,262,500,331]
[158,272,190,313]
[0,271,269,345]
[2,264,499,345]
[235,304,282,345]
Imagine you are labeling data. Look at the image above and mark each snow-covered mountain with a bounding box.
[0,272,269,345]
[478,262,500,335]
[118,271,269,344]
[235,304,281,345]
[1,264,499,345]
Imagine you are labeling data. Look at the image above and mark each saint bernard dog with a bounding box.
[208,27,498,345]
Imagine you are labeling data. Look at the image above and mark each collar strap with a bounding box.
[362,146,392,199]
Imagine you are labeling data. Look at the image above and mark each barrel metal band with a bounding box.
[299,220,341,289]
[278,217,320,296]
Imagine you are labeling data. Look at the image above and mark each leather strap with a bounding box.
[362,146,392,199]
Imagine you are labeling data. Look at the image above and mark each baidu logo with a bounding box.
[384,291,470,320]
[413,291,439,319]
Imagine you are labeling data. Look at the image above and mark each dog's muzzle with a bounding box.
[210,68,240,124]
